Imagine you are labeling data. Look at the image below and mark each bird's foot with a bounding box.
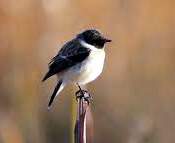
[75,84,92,105]
[83,91,92,105]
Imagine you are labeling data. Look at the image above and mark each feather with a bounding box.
[48,80,64,108]
[42,39,91,82]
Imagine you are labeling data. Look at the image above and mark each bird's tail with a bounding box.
[48,79,65,109]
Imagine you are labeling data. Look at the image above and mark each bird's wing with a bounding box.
[42,39,91,81]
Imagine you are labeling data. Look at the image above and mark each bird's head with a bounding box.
[77,29,111,49]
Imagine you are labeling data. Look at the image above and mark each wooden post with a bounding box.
[74,90,90,143]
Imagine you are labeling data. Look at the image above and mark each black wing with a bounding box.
[42,39,91,82]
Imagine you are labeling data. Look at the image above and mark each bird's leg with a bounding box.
[75,83,84,99]
[75,83,92,105]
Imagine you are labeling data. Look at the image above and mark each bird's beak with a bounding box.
[104,38,112,43]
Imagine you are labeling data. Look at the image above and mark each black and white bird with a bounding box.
[42,29,111,108]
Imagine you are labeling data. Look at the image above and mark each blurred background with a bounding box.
[0,0,174,143]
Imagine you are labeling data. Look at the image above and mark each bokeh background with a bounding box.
[0,0,174,143]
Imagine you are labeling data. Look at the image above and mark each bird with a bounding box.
[42,29,111,108]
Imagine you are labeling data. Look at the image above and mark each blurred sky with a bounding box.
[0,0,174,143]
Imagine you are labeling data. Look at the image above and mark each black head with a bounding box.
[77,29,111,49]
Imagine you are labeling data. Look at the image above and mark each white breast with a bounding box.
[76,49,105,85]
[63,42,105,85]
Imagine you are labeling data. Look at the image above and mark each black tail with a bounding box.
[48,80,62,108]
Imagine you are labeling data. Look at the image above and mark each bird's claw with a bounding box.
[75,89,92,105]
